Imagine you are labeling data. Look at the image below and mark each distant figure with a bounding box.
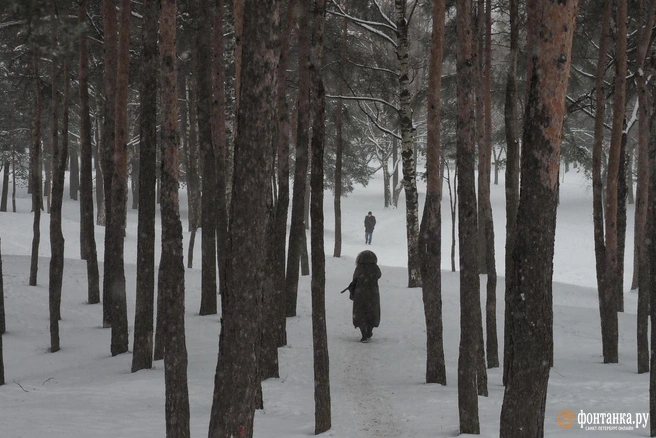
[364,211,376,245]
[349,250,382,343]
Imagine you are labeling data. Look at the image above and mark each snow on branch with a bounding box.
[327,0,397,48]
[326,94,399,113]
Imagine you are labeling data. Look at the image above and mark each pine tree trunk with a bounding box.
[648,63,656,438]
[69,146,79,200]
[0,238,5,335]
[11,148,16,213]
[502,0,520,386]
[212,0,229,302]
[633,0,656,374]
[107,0,131,356]
[186,78,201,234]
[101,0,118,328]
[599,0,626,364]
[333,0,347,258]
[159,1,191,434]
[286,0,311,318]
[499,1,578,436]
[272,0,296,347]
[617,130,628,314]
[310,0,331,432]
[197,0,218,316]
[1,159,8,212]
[395,0,421,288]
[94,106,106,226]
[208,0,278,434]
[455,0,480,432]
[419,0,446,386]
[132,0,159,373]
[78,0,100,304]
[29,55,42,287]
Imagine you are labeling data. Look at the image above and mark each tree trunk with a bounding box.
[132,0,159,373]
[617,128,628,315]
[310,0,331,432]
[197,0,218,316]
[634,0,656,374]
[648,60,656,438]
[481,0,498,371]
[186,78,201,235]
[212,0,229,303]
[101,0,118,328]
[1,159,8,212]
[159,1,191,435]
[286,0,311,318]
[419,0,446,386]
[29,56,42,287]
[499,1,578,436]
[272,0,296,347]
[11,148,16,213]
[69,146,79,200]
[392,138,400,207]
[94,105,106,226]
[0,238,5,335]
[502,0,521,387]
[455,0,480,432]
[49,47,69,354]
[333,0,347,258]
[107,0,131,356]
[395,0,421,288]
[599,0,627,364]
[78,0,100,304]
[208,0,278,434]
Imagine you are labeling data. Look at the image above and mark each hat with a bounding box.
[368,211,372,215]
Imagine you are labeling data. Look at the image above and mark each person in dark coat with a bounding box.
[349,250,382,343]
[364,211,376,244]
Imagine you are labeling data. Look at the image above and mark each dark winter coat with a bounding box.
[350,250,382,329]
[364,215,376,233]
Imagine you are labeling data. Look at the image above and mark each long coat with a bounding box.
[351,251,382,329]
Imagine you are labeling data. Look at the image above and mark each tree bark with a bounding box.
[310,0,331,433]
[29,55,42,287]
[599,0,627,364]
[101,0,118,328]
[132,0,159,373]
[1,159,8,212]
[503,0,521,386]
[482,0,498,370]
[212,0,229,303]
[648,56,656,438]
[286,0,311,318]
[634,0,656,374]
[499,1,578,436]
[208,0,279,434]
[94,104,105,226]
[69,146,79,200]
[456,0,480,432]
[107,0,131,356]
[419,0,446,387]
[159,0,191,434]
[78,0,100,304]
[333,0,347,258]
[197,0,218,316]
[395,0,421,288]
[0,238,4,335]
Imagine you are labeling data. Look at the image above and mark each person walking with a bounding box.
[364,211,376,245]
[349,250,382,343]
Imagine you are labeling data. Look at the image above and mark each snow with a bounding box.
[0,165,649,437]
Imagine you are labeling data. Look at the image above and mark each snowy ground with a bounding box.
[0,166,650,437]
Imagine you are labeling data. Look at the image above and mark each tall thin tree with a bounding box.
[455,0,479,432]
[197,0,218,316]
[600,0,627,364]
[107,0,131,355]
[502,0,520,386]
[419,0,446,386]
[499,0,578,436]
[160,0,191,434]
[29,55,42,287]
[132,0,159,373]
[395,0,421,288]
[286,0,311,317]
[101,0,118,328]
[648,52,656,438]
[310,0,331,433]
[208,0,280,434]
[78,0,100,305]
[333,0,347,259]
